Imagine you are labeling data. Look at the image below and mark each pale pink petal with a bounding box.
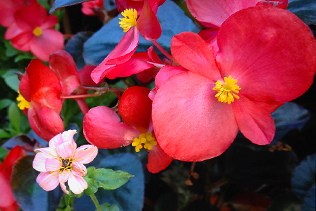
[73,145,98,164]
[49,133,64,149]
[34,147,57,157]
[83,106,140,148]
[59,182,69,194]
[36,172,59,191]
[171,32,221,80]
[186,0,260,27]
[33,152,53,172]
[68,173,88,194]
[147,145,173,173]
[233,95,276,145]
[56,141,76,158]
[58,171,70,183]
[45,158,61,171]
[29,29,64,61]
[216,6,316,102]
[61,130,77,145]
[72,162,87,176]
[152,71,239,161]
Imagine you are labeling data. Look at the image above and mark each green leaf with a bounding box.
[84,167,133,195]
[8,102,21,132]
[99,203,120,211]
[0,128,11,139]
[0,98,13,110]
[1,69,21,91]
[0,147,9,160]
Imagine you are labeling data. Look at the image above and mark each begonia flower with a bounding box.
[33,130,98,194]
[82,0,104,16]
[0,146,27,211]
[152,6,316,161]
[4,3,64,61]
[91,0,163,84]
[83,86,172,173]
[17,59,64,141]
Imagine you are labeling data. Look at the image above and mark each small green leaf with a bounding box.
[1,69,21,91]
[0,129,11,139]
[0,147,9,160]
[84,167,133,195]
[99,203,120,211]
[8,102,21,132]
[0,99,13,110]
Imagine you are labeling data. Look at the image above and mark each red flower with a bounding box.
[91,0,163,83]
[4,3,64,61]
[0,146,27,211]
[18,59,64,141]
[83,86,172,173]
[152,6,316,161]
[81,0,104,16]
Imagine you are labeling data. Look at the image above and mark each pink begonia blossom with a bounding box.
[4,3,64,61]
[33,130,98,194]
[82,0,104,16]
[91,0,163,84]
[152,6,316,162]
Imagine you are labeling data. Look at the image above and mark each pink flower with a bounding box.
[33,130,98,194]
[82,0,104,16]
[152,6,316,161]
[83,86,172,173]
[0,146,27,211]
[91,0,163,84]
[4,3,64,61]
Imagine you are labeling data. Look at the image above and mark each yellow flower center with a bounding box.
[33,27,42,37]
[132,132,157,152]
[17,91,30,110]
[59,157,73,172]
[119,8,137,32]
[213,75,241,104]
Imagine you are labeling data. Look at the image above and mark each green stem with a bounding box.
[90,193,101,211]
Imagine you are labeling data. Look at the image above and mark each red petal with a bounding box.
[233,95,276,145]
[216,6,316,102]
[10,32,32,51]
[171,32,221,80]
[136,0,161,41]
[152,71,238,161]
[0,0,26,27]
[118,86,152,132]
[19,73,31,102]
[83,106,140,148]
[147,145,173,173]
[186,0,260,27]
[78,65,100,86]
[40,15,58,30]
[0,146,27,175]
[49,50,80,95]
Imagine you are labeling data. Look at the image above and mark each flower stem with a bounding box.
[90,193,101,211]
[151,40,174,62]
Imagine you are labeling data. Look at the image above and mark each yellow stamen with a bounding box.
[213,75,241,104]
[132,132,157,152]
[17,91,30,110]
[119,8,137,32]
[33,27,42,36]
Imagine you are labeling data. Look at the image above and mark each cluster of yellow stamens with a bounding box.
[119,8,138,32]
[33,27,43,37]
[213,75,241,104]
[16,91,30,110]
[132,132,157,152]
[58,157,74,173]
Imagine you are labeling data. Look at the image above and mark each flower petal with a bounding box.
[152,71,239,161]
[45,158,61,171]
[216,6,316,102]
[233,95,276,145]
[0,172,16,207]
[41,15,58,29]
[171,32,221,80]
[33,152,52,172]
[68,173,88,194]
[147,145,173,173]
[73,145,98,164]
[83,106,140,148]
[29,29,64,61]
[56,141,76,158]
[36,172,59,191]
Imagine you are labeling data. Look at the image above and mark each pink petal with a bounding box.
[33,152,52,172]
[91,27,139,83]
[74,145,98,164]
[154,65,186,90]
[10,32,32,51]
[45,158,61,171]
[256,0,288,9]
[29,29,64,61]
[83,106,140,148]
[68,173,88,194]
[0,172,16,207]
[36,172,59,191]
[14,3,47,31]
[58,171,70,183]
[4,22,25,40]
[72,162,87,176]
[186,0,260,27]
[136,0,161,41]
[34,147,57,157]
[56,141,76,158]
[171,32,221,80]
[40,15,58,30]
[0,0,27,27]
[61,130,77,145]
[79,65,100,86]
[152,71,238,161]
[49,50,81,95]
[49,133,64,148]
[233,95,276,145]
[147,145,173,173]
[216,6,316,102]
